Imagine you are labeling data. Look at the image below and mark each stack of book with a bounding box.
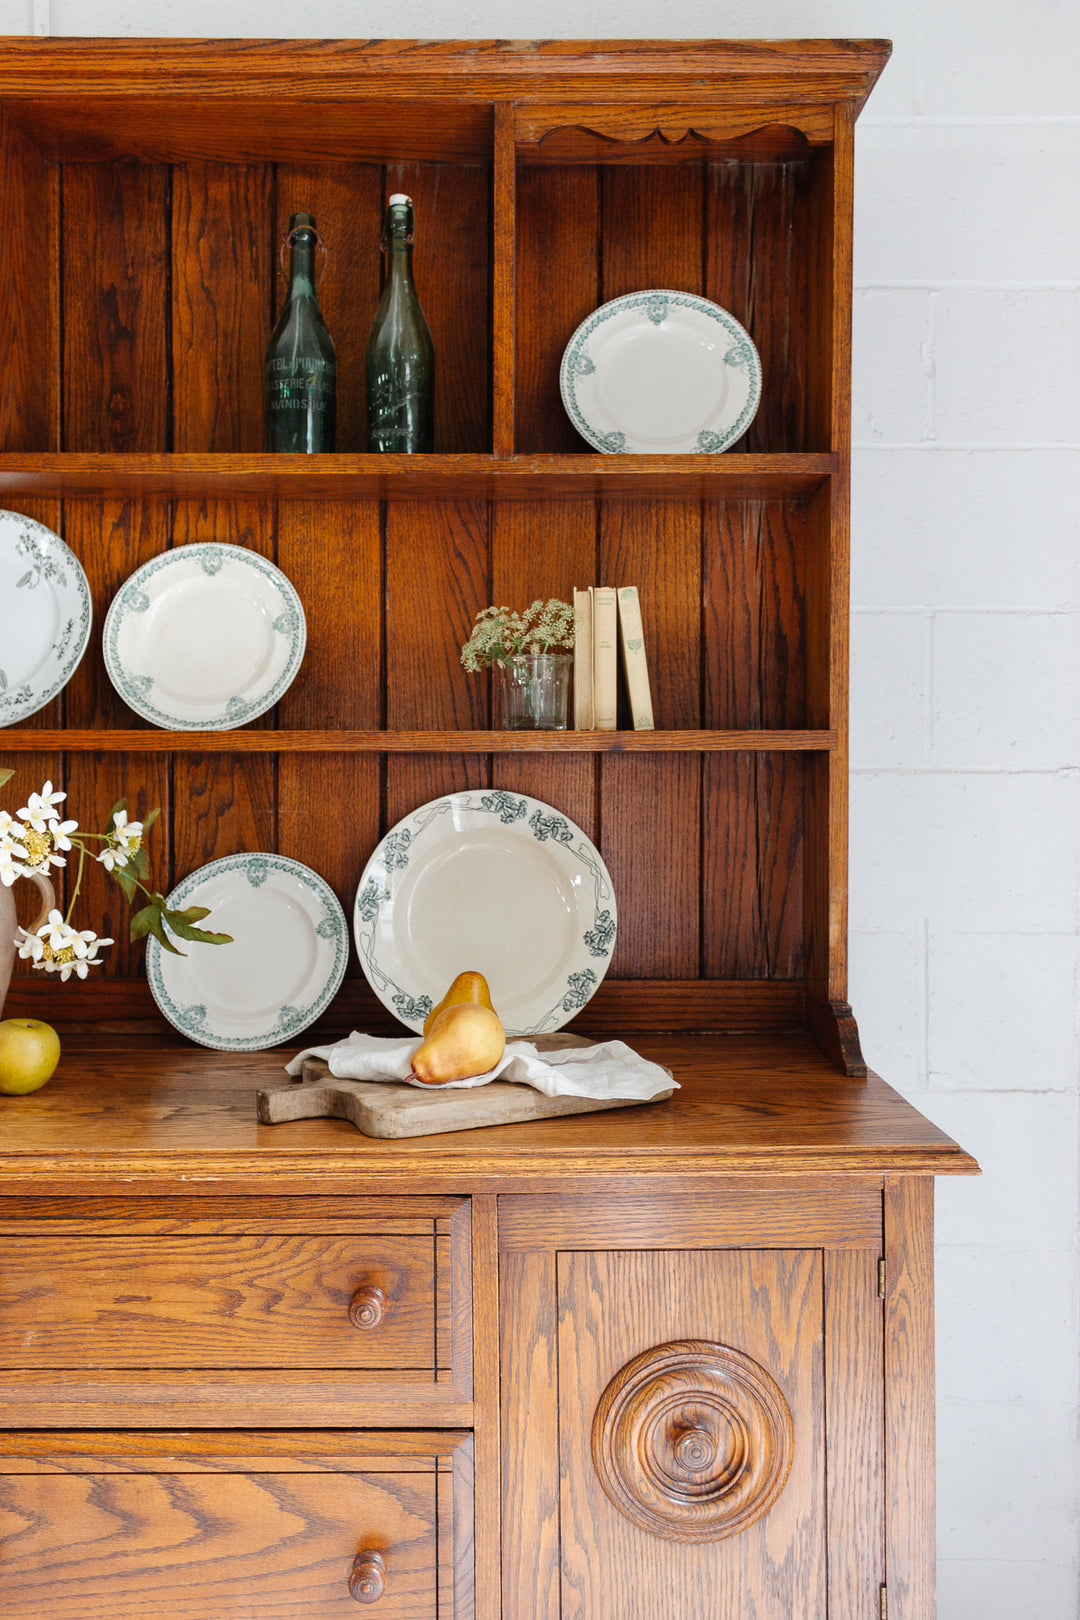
[572,586,655,731]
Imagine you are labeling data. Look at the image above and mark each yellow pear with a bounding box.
[423,969,496,1036]
[411,1002,506,1086]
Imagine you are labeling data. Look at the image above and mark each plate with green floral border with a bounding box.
[0,509,92,727]
[147,853,349,1051]
[354,791,618,1036]
[560,289,761,453]
[103,543,306,730]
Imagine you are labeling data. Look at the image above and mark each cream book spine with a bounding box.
[592,586,618,731]
[573,587,594,730]
[617,585,655,730]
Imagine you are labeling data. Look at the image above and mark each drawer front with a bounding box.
[0,1234,434,1369]
[0,1432,472,1619]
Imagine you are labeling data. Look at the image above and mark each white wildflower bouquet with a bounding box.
[0,766,231,981]
[460,598,576,672]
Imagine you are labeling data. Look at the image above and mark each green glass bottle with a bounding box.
[265,212,336,453]
[366,194,434,453]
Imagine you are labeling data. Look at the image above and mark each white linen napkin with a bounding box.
[285,1031,676,1102]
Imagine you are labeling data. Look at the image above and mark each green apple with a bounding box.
[0,1018,61,1095]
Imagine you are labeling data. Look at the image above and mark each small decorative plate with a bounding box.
[560,289,761,454]
[103,543,306,730]
[147,853,349,1052]
[0,509,92,727]
[354,791,618,1037]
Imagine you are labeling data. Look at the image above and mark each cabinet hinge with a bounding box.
[877,1257,887,1299]
[880,1583,888,1619]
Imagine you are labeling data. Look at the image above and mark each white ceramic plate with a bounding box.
[560,289,761,454]
[354,791,617,1036]
[0,509,92,727]
[103,543,306,729]
[147,853,349,1052]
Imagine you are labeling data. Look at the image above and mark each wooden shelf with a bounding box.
[0,452,836,502]
[0,728,837,754]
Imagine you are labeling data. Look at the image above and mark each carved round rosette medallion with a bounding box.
[590,1339,794,1542]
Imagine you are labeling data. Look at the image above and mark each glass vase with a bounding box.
[495,653,572,731]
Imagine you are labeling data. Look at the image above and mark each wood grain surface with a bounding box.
[0,1233,436,1368]
[0,450,835,500]
[825,1247,886,1616]
[885,1175,937,1620]
[0,1465,439,1618]
[0,1034,978,1190]
[555,1248,824,1618]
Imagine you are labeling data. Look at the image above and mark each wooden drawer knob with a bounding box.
[348,1283,386,1329]
[349,1549,386,1603]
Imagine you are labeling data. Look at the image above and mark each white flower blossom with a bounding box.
[20,910,113,980]
[48,816,79,852]
[1,843,28,887]
[17,780,68,834]
[113,809,143,851]
[96,844,128,872]
[15,926,45,963]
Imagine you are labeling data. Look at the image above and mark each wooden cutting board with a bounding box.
[257,1035,674,1140]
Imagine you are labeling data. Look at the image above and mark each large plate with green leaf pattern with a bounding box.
[354,791,618,1036]
[560,289,761,454]
[147,853,349,1051]
[103,543,306,730]
[0,509,92,727]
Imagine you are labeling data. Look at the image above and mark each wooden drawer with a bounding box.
[0,1234,435,1369]
[0,1430,473,1618]
[0,1198,473,1427]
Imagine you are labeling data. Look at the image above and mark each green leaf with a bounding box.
[164,907,233,947]
[143,806,160,832]
[173,905,211,922]
[112,865,138,904]
[148,909,185,955]
[129,903,159,941]
[128,844,151,885]
[0,767,15,789]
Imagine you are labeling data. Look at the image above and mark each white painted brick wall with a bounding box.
[1,1,1076,1612]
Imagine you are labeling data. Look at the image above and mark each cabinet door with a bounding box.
[556,1249,823,1620]
[0,1432,473,1619]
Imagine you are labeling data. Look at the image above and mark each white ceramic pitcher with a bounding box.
[0,871,56,1019]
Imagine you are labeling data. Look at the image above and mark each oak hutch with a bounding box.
[0,38,976,1619]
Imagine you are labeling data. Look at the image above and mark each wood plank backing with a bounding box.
[825,1246,886,1617]
[387,161,491,454]
[514,164,599,451]
[885,1176,936,1620]
[707,156,813,453]
[276,499,381,974]
[170,162,277,885]
[172,162,271,455]
[384,501,490,824]
[703,499,807,979]
[0,109,57,452]
[595,166,704,979]
[61,163,168,454]
[490,498,597,834]
[275,162,382,456]
[60,504,172,978]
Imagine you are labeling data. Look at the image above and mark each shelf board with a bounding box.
[0,452,836,502]
[0,728,837,754]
